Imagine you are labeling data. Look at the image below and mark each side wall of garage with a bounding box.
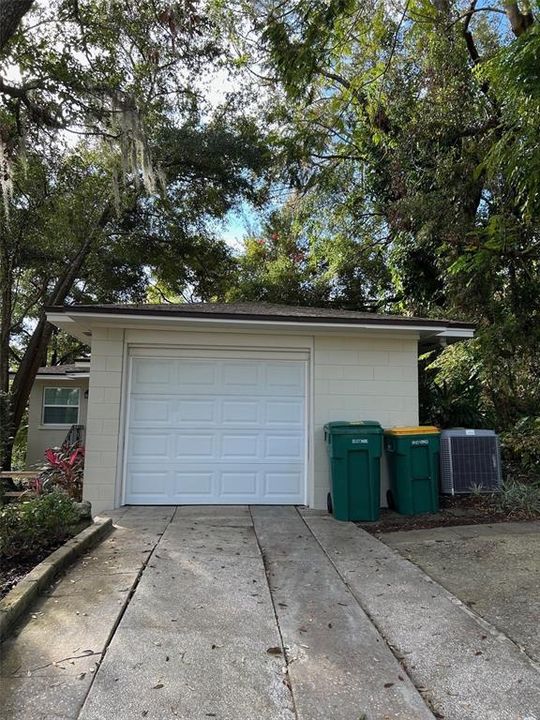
[83,325,418,514]
[312,334,419,509]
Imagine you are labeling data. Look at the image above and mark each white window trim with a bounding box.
[42,386,80,427]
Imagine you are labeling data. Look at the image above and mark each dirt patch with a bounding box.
[0,520,90,599]
[358,494,538,534]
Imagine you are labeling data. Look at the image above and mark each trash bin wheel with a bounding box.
[327,492,333,515]
[386,489,395,511]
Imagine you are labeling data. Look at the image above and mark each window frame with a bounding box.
[41,386,81,427]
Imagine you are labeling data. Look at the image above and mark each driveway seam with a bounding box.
[76,507,178,718]
[295,508,437,717]
[249,505,299,720]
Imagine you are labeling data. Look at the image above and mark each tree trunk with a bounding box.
[504,1,534,37]
[0,0,34,51]
[0,238,12,394]
[2,205,111,469]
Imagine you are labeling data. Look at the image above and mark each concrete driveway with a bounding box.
[380,520,540,664]
[1,507,539,720]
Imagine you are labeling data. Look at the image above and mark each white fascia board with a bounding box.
[49,310,446,334]
[435,328,475,339]
[35,374,90,381]
[47,310,474,341]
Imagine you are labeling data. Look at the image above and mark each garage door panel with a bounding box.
[131,398,171,424]
[265,362,305,394]
[175,434,215,459]
[129,431,170,459]
[128,469,169,499]
[221,433,259,459]
[126,356,307,504]
[173,471,214,498]
[264,471,303,497]
[176,361,217,387]
[220,471,258,497]
[221,399,260,425]
[265,399,304,425]
[222,362,260,387]
[175,398,217,424]
[265,434,304,460]
[134,359,173,386]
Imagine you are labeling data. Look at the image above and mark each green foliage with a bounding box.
[497,479,540,519]
[478,18,540,220]
[0,492,78,561]
[500,417,540,483]
[220,0,540,451]
[419,343,484,428]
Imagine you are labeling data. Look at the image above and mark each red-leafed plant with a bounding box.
[40,444,85,501]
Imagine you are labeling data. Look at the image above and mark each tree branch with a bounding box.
[504,0,534,37]
[0,0,34,52]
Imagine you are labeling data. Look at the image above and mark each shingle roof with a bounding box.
[35,364,90,376]
[47,302,475,329]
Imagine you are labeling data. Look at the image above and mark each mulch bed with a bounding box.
[0,520,90,599]
[358,494,536,534]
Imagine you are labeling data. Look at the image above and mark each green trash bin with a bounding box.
[384,426,441,515]
[324,421,383,522]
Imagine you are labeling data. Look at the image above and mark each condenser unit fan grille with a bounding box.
[441,433,502,494]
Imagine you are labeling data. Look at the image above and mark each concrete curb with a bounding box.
[0,516,113,642]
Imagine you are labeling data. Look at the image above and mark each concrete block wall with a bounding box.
[312,335,419,510]
[83,327,125,513]
[81,325,419,514]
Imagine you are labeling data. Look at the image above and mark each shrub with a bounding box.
[40,444,85,501]
[497,480,540,519]
[0,492,79,561]
[500,416,540,483]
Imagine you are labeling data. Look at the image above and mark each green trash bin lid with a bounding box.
[324,420,382,434]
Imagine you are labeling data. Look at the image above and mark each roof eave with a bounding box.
[47,308,475,341]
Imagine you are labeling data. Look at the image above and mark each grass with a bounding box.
[496,479,540,519]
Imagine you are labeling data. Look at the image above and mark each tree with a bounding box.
[0,0,34,52]
[219,0,540,434]
[231,186,392,309]
[0,0,224,205]
[1,123,270,468]
[0,1,276,467]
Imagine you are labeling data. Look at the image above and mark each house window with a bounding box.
[42,387,80,425]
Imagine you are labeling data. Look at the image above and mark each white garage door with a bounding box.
[124,353,307,504]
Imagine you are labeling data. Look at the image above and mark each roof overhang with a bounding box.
[46,308,474,343]
[33,373,90,380]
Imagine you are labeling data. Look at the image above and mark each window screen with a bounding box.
[42,387,80,425]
